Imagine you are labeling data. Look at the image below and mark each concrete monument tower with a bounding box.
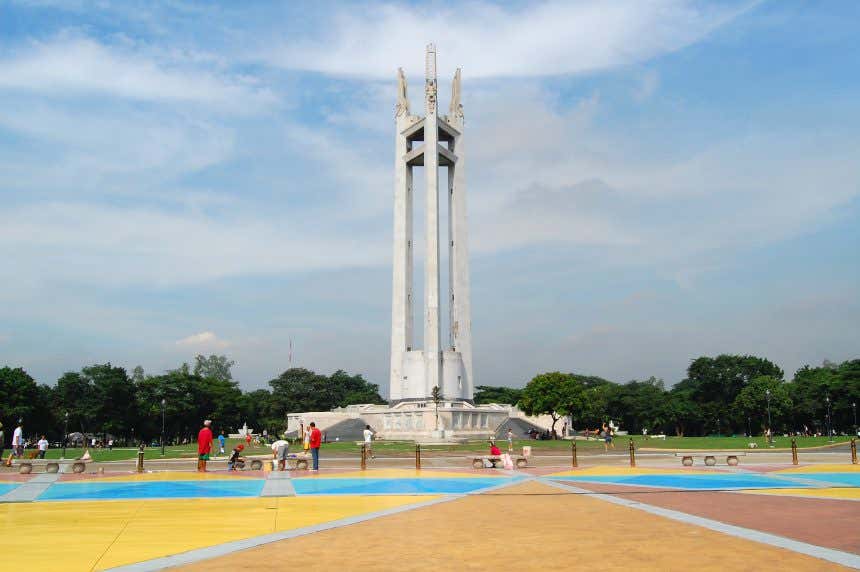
[389,44,473,404]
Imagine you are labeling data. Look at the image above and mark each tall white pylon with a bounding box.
[389,45,473,404]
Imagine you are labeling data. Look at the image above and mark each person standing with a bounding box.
[363,425,375,460]
[197,420,213,472]
[506,428,514,453]
[37,435,49,459]
[308,422,322,471]
[218,432,226,455]
[12,423,24,458]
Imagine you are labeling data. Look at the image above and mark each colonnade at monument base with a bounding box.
[286,403,547,442]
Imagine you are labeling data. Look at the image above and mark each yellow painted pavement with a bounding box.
[775,464,860,473]
[548,464,715,477]
[295,468,504,479]
[0,495,438,572]
[67,470,260,482]
[742,487,860,500]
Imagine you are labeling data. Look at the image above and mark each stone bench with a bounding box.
[674,452,747,467]
[242,454,310,471]
[472,456,528,469]
[13,458,90,474]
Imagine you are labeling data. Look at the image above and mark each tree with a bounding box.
[0,367,44,435]
[52,371,96,436]
[733,375,791,433]
[431,385,442,430]
[193,355,235,382]
[474,385,523,405]
[605,377,669,434]
[86,363,137,440]
[679,354,784,434]
[519,372,585,436]
[268,368,385,416]
[329,370,386,406]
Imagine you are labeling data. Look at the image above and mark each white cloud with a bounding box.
[0,202,387,288]
[265,0,754,78]
[175,331,230,350]
[0,36,275,109]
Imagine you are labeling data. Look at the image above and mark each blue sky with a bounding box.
[1,0,858,392]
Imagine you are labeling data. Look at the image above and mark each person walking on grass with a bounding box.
[602,422,614,452]
[506,428,514,453]
[37,435,49,459]
[363,425,375,460]
[197,420,213,472]
[12,423,24,458]
[218,432,226,455]
[308,422,322,471]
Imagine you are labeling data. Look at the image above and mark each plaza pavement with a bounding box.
[0,454,857,571]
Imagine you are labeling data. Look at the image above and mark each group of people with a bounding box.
[195,419,326,472]
[0,422,49,463]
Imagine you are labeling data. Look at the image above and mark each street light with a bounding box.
[853,402,857,436]
[825,396,832,443]
[62,412,69,459]
[747,415,751,438]
[161,398,166,456]
[765,389,773,447]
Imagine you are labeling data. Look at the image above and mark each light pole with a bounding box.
[161,398,166,456]
[766,389,773,447]
[853,402,857,436]
[825,396,832,443]
[747,415,751,438]
[62,411,69,459]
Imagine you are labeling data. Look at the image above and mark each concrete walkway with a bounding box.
[177,481,849,571]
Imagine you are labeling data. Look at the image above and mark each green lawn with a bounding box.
[25,435,853,461]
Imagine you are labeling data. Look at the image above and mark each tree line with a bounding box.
[480,355,860,437]
[0,355,384,444]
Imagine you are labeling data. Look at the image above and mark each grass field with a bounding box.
[23,435,853,461]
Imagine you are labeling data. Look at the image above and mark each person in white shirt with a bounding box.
[37,435,49,459]
[363,425,375,460]
[271,438,290,471]
[12,424,24,458]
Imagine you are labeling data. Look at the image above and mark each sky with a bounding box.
[0,0,858,393]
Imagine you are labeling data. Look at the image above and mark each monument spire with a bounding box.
[390,45,473,405]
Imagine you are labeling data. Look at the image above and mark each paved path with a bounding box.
[0,472,58,502]
[176,481,849,571]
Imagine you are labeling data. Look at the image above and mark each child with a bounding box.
[227,444,245,471]
[37,435,49,459]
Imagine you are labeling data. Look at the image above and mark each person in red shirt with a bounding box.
[197,420,213,472]
[308,422,322,471]
[490,442,502,457]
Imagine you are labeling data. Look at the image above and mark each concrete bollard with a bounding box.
[360,444,367,470]
[415,443,421,470]
[791,438,798,465]
[628,438,636,467]
[571,440,578,468]
[852,438,857,465]
[137,443,145,473]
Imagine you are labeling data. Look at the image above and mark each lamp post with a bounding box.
[825,396,832,443]
[161,398,166,456]
[747,416,752,438]
[765,389,773,446]
[853,402,857,436]
[62,411,69,459]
